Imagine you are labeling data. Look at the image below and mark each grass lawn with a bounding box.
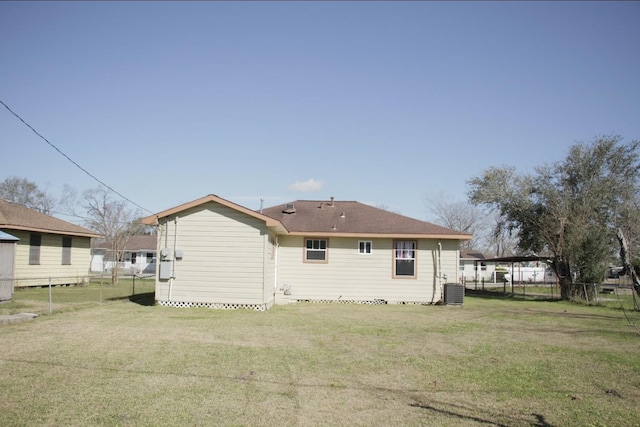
[1,288,639,426]
[0,277,155,316]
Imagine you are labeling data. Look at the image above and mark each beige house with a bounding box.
[0,199,102,288]
[142,195,471,310]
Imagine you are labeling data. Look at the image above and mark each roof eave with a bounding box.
[1,224,102,238]
[286,231,472,239]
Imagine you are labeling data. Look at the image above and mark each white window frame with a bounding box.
[304,238,328,263]
[393,240,417,278]
[358,241,372,255]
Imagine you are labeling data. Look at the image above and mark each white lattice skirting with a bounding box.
[157,300,270,311]
[156,299,432,310]
[296,299,432,305]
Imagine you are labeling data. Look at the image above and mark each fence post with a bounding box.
[48,277,53,314]
[583,283,589,304]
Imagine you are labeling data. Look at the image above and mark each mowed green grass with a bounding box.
[1,290,639,427]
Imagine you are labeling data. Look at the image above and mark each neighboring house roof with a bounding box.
[0,199,101,238]
[262,199,472,239]
[92,235,157,252]
[460,250,487,260]
[482,255,552,264]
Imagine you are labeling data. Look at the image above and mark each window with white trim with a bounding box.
[394,240,416,277]
[305,238,328,262]
[358,241,372,255]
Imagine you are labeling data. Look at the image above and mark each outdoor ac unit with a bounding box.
[444,283,464,305]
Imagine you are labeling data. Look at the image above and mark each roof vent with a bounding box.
[330,196,335,207]
[283,204,296,214]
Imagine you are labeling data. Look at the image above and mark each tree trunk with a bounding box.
[110,243,120,286]
[616,228,640,298]
[554,258,574,300]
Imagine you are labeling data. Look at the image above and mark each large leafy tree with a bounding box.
[468,136,640,300]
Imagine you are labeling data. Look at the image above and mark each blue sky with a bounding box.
[1,1,639,222]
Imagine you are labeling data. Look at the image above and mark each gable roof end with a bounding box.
[141,194,288,234]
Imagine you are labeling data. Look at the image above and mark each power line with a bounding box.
[1,99,152,214]
[50,209,150,227]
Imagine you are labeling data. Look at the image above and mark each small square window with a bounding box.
[358,241,372,255]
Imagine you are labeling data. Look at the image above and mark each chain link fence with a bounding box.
[0,273,155,315]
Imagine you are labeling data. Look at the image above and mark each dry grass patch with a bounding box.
[0,297,639,426]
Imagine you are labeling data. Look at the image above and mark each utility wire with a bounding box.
[1,99,152,214]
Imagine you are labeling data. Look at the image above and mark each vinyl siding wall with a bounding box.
[9,230,92,287]
[277,236,460,303]
[154,202,273,306]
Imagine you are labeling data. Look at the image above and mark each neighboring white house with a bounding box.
[0,198,102,288]
[141,195,472,310]
[459,250,496,283]
[91,235,157,275]
[460,251,556,285]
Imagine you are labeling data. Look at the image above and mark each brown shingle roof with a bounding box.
[460,250,486,260]
[262,200,472,239]
[0,199,101,238]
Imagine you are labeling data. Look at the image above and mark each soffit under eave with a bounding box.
[281,231,472,240]
[266,221,288,235]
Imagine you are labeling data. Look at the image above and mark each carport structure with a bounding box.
[473,255,554,294]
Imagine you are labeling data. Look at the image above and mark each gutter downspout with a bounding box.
[431,241,443,304]
[438,241,443,302]
[162,219,172,302]
[169,216,178,301]
[274,236,279,302]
